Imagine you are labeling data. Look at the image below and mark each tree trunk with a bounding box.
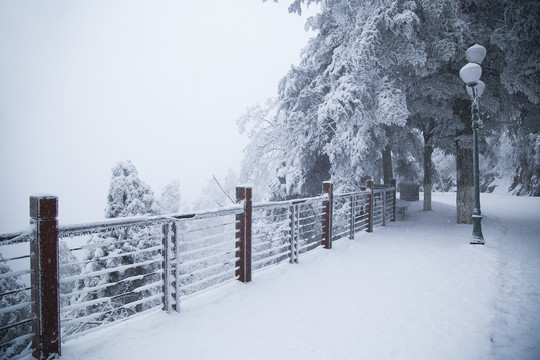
[423,144,433,211]
[422,119,435,211]
[456,143,474,223]
[454,99,474,224]
[382,144,393,185]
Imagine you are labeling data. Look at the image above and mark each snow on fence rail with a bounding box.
[0,179,396,359]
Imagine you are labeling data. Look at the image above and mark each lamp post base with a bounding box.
[471,215,485,245]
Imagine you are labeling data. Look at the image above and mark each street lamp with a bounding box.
[459,44,486,245]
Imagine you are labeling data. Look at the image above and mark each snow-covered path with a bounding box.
[479,195,540,359]
[53,193,539,360]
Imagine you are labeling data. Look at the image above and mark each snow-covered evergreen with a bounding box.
[158,179,181,214]
[65,161,164,338]
[105,160,161,218]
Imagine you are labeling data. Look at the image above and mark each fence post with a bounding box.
[349,196,355,240]
[173,222,181,312]
[366,180,374,232]
[236,186,252,283]
[382,190,387,226]
[322,181,333,249]
[289,205,299,263]
[161,222,172,314]
[30,195,61,359]
[391,179,397,222]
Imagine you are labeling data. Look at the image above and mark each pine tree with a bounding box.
[105,160,161,218]
[249,0,467,199]
[247,0,421,199]
[67,161,162,336]
[158,179,181,214]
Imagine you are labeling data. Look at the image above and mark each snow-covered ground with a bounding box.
[43,193,539,360]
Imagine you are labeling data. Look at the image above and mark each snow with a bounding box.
[31,193,539,360]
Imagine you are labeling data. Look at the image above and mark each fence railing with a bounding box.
[0,232,34,360]
[0,179,396,359]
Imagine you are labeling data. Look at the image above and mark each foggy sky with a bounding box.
[0,0,316,232]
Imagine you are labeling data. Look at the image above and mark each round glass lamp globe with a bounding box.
[466,44,487,64]
[466,80,485,98]
[460,63,482,84]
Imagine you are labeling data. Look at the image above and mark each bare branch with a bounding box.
[212,175,236,204]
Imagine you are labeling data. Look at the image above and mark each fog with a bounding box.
[0,0,316,232]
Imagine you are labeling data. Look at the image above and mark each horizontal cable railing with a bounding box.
[251,195,328,270]
[384,189,395,225]
[333,191,371,240]
[252,204,292,271]
[373,191,385,228]
[333,194,353,241]
[297,201,324,254]
[352,193,370,233]
[58,222,166,341]
[175,212,242,300]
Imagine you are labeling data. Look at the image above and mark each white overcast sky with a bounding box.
[0,0,317,232]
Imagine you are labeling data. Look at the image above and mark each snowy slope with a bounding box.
[45,193,539,360]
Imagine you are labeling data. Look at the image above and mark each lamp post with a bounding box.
[459,44,486,245]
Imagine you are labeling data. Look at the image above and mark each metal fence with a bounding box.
[0,180,396,359]
[252,195,328,270]
[58,218,170,341]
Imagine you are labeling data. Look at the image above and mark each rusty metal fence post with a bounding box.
[30,195,61,359]
[235,187,252,283]
[322,181,333,249]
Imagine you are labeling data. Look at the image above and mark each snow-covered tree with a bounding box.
[249,0,540,218]
[105,160,161,218]
[251,0,465,201]
[158,179,181,214]
[238,99,286,201]
[473,0,540,196]
[432,148,456,192]
[482,114,540,196]
[447,0,540,218]
[67,161,162,336]
[247,0,423,199]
